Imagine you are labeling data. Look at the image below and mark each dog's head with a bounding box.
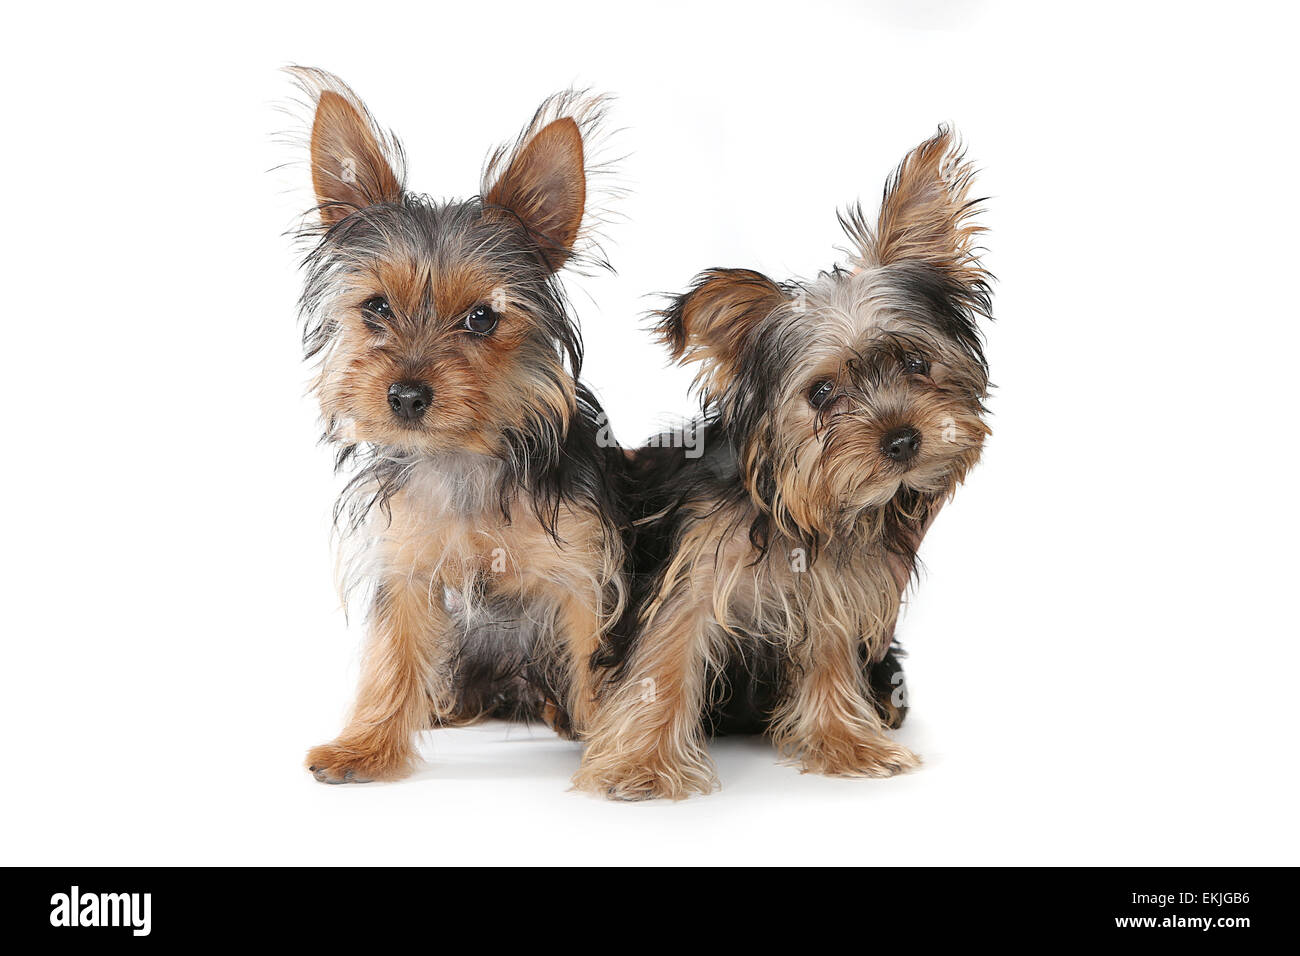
[656,128,991,538]
[291,68,611,459]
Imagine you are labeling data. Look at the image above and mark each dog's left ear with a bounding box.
[484,115,587,272]
[653,268,787,399]
[847,126,987,293]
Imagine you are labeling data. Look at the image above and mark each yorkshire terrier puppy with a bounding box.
[287,68,627,783]
[577,128,992,799]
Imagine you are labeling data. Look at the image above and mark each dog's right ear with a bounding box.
[653,268,787,398]
[291,67,405,227]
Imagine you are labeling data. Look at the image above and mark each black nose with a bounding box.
[881,426,921,463]
[387,382,432,422]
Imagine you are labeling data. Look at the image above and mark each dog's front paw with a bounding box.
[305,739,411,784]
[795,733,920,778]
[573,747,717,801]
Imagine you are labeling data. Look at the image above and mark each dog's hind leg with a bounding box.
[866,643,908,730]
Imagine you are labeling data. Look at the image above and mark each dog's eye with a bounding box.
[808,380,835,409]
[904,355,931,376]
[361,296,392,332]
[464,304,499,335]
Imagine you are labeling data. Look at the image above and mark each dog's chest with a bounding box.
[382,459,595,596]
[717,533,895,642]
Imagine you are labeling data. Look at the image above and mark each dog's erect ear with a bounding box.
[846,126,986,288]
[484,116,587,271]
[653,268,787,398]
[293,68,405,227]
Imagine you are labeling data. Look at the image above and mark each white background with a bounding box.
[2,1,1297,865]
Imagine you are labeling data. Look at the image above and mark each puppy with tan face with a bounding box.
[288,69,627,783]
[578,128,992,800]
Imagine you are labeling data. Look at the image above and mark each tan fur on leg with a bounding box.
[306,569,452,783]
[771,621,918,777]
[554,593,604,734]
[575,592,717,800]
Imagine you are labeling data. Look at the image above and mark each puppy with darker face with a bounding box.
[577,128,992,799]
[288,68,627,783]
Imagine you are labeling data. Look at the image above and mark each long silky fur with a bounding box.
[285,69,629,770]
[578,127,992,799]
